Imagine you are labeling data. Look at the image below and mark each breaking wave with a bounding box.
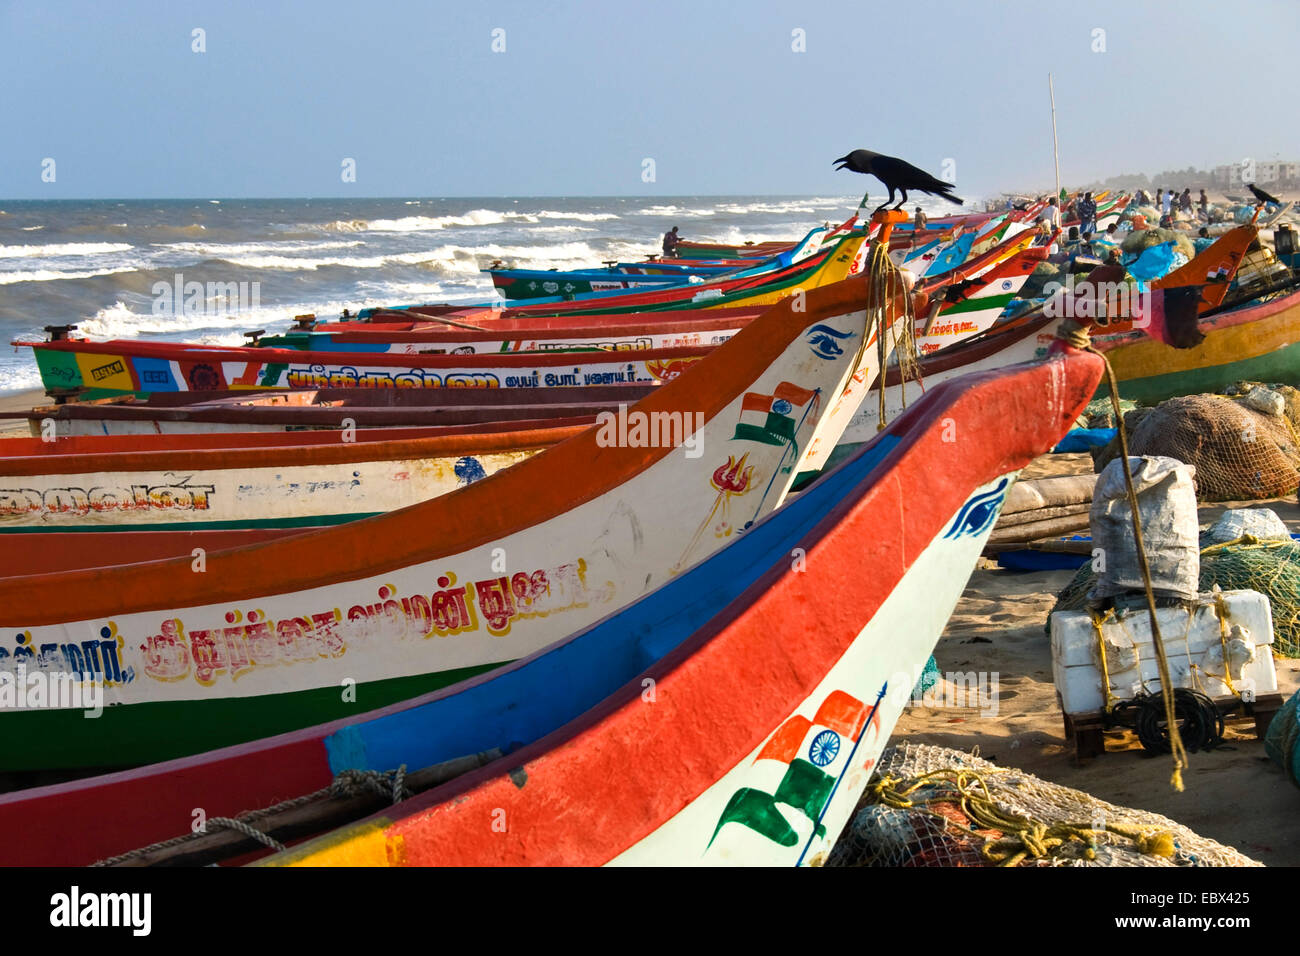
[0,242,134,259]
[0,267,136,286]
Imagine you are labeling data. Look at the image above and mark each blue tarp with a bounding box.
[1124,240,1177,282]
[1052,427,1117,453]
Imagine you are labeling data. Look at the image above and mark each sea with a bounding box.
[0,194,959,395]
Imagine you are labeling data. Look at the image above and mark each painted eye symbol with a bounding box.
[808,332,843,357]
[944,478,1009,540]
[805,324,854,359]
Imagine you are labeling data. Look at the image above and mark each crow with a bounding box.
[1247,182,1282,207]
[833,149,964,213]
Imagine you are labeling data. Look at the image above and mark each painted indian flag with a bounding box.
[708,687,885,856]
[733,381,819,448]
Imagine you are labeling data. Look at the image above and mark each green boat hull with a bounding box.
[1,660,499,772]
[1109,339,1300,405]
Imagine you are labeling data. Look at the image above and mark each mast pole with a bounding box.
[1049,73,1061,200]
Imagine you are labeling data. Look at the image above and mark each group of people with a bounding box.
[1028,195,1125,266]
[1133,187,1209,227]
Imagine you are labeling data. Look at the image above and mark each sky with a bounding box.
[2,0,1298,199]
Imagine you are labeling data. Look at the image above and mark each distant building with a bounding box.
[1213,161,1300,187]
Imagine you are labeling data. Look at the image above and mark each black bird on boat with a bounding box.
[1247,182,1281,207]
[833,149,964,214]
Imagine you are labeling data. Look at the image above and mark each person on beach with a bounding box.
[1161,189,1173,219]
[1198,189,1209,217]
[1043,197,1060,230]
[1078,191,1097,234]
[662,226,681,258]
[1180,188,1193,214]
[913,206,927,230]
[1153,188,1162,211]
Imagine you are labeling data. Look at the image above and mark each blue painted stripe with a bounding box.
[924,233,976,277]
[324,432,902,774]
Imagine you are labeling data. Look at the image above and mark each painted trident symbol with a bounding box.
[671,454,754,575]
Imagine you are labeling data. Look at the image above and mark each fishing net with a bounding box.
[1082,396,1137,429]
[911,655,940,696]
[1020,261,1065,300]
[1120,227,1195,261]
[827,742,1260,867]
[1091,394,1300,502]
[1265,689,1300,787]
[1124,204,1159,222]
[1051,539,1300,657]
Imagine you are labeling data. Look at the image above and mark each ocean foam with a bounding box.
[0,267,136,286]
[72,298,361,339]
[162,239,366,257]
[0,242,134,259]
[323,209,528,232]
[532,210,619,222]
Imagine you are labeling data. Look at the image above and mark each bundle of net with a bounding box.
[1092,393,1300,502]
[827,742,1260,867]
[1120,227,1196,261]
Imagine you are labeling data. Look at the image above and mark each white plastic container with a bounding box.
[1050,589,1277,714]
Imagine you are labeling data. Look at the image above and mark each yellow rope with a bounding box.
[1088,608,1121,713]
[867,768,1177,866]
[1211,591,1240,698]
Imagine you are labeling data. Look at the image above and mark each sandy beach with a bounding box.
[894,451,1300,865]
[0,389,47,436]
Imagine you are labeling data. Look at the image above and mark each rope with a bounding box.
[857,236,918,429]
[90,765,411,866]
[1082,340,1191,791]
[203,817,286,853]
[867,767,1177,866]
[1211,591,1240,698]
[1087,608,1121,713]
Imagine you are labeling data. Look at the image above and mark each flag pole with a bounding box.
[1049,73,1061,200]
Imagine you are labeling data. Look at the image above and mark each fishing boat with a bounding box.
[0,420,590,574]
[258,349,1103,867]
[25,337,713,401]
[1099,283,1300,402]
[22,235,871,401]
[824,223,1264,468]
[0,345,1103,867]
[257,307,767,354]
[487,266,688,300]
[6,384,654,437]
[485,223,841,300]
[0,269,905,771]
[351,232,867,323]
[910,243,1046,356]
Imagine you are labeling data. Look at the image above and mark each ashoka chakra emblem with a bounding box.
[809,729,841,767]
